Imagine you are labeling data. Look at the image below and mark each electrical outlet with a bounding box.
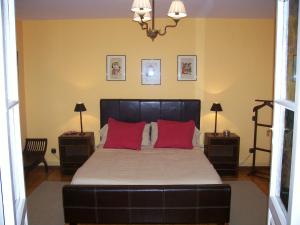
[51,148,56,154]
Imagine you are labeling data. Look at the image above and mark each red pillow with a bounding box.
[154,120,195,149]
[104,118,146,150]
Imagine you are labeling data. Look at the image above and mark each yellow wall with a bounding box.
[18,18,275,166]
[16,20,27,147]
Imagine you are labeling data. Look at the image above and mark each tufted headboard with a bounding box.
[100,99,201,129]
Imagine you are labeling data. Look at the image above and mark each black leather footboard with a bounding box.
[63,184,231,225]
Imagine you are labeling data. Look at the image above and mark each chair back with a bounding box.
[24,138,47,156]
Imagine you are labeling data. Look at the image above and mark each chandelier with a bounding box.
[131,0,187,41]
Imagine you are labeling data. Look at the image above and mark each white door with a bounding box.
[268,0,300,225]
[0,0,27,224]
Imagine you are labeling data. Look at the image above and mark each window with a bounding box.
[0,0,26,224]
[268,0,300,224]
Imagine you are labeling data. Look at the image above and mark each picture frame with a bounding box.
[106,55,126,81]
[141,59,161,85]
[177,55,197,81]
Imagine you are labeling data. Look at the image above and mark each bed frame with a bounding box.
[63,99,231,225]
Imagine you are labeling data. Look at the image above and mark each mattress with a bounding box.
[71,147,222,185]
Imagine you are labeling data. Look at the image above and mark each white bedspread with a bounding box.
[71,147,222,185]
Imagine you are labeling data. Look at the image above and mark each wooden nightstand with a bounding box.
[204,132,240,176]
[58,132,95,175]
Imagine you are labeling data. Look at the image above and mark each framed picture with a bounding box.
[106,55,126,81]
[177,55,197,81]
[141,59,161,85]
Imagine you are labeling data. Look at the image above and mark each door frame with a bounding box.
[268,0,300,224]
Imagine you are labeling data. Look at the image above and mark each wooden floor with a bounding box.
[24,166,270,196]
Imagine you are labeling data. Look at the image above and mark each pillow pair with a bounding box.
[101,118,199,150]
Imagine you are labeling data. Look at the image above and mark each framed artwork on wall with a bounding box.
[106,55,126,81]
[141,59,161,85]
[177,55,197,81]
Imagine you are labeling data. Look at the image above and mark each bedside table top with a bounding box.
[205,132,239,139]
[59,131,94,138]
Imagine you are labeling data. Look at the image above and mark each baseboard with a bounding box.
[239,166,270,179]
[239,166,270,169]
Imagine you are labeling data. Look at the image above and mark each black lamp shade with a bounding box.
[74,103,86,112]
[210,103,223,112]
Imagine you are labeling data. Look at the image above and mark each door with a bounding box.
[0,0,27,224]
[268,0,300,225]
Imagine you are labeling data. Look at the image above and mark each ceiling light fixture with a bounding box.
[131,0,187,41]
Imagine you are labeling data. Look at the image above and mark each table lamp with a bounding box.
[210,103,223,135]
[74,102,86,135]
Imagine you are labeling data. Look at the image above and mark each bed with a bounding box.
[63,99,231,225]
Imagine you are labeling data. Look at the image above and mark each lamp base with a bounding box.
[79,132,85,136]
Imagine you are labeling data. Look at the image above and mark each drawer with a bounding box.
[209,139,238,145]
[207,145,235,157]
[208,156,237,165]
[61,155,88,164]
[60,145,90,156]
[59,138,89,145]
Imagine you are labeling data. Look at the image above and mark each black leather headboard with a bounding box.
[100,99,201,129]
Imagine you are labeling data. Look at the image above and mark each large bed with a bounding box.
[63,99,231,225]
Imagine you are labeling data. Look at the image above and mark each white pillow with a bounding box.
[150,122,200,147]
[100,124,108,144]
[100,123,151,146]
[150,122,158,146]
[142,123,151,146]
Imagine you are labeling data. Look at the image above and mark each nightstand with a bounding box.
[58,132,95,175]
[204,132,240,176]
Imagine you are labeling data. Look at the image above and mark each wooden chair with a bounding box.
[23,138,48,173]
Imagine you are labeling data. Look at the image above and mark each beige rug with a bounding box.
[27,181,267,225]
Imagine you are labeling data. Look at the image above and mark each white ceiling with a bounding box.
[15,0,276,20]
